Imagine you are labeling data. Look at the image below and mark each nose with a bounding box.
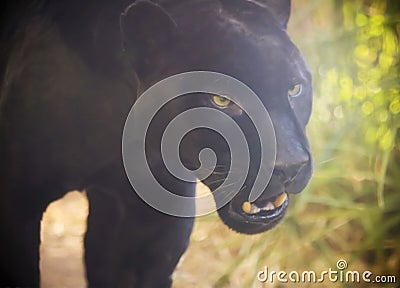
[274,147,309,184]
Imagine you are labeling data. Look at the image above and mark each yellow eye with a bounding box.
[288,83,302,97]
[211,95,231,108]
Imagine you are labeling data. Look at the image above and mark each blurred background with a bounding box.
[40,0,400,287]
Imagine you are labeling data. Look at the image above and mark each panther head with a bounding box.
[122,0,312,234]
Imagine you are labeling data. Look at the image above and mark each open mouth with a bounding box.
[219,192,289,234]
[241,192,288,218]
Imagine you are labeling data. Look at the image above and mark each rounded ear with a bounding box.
[120,0,177,79]
[262,0,291,29]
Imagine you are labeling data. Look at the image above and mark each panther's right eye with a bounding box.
[211,95,231,108]
[288,83,303,98]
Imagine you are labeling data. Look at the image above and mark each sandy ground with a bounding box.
[40,191,88,288]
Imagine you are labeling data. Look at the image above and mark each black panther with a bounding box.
[0,0,312,287]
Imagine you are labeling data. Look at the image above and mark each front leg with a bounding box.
[85,162,196,287]
[85,186,125,287]
[115,177,196,288]
[85,187,195,287]
[126,211,195,288]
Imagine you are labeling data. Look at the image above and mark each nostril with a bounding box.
[275,157,309,184]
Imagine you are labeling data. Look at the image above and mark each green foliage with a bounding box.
[290,0,400,280]
[289,0,400,278]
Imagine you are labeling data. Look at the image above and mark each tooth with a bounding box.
[242,201,251,214]
[250,204,261,214]
[242,202,261,214]
[262,202,275,211]
[273,193,288,207]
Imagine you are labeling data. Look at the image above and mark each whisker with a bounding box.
[204,177,244,190]
[315,157,337,167]
[216,184,248,203]
[202,178,225,186]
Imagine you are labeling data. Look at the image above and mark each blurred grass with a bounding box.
[41,0,400,287]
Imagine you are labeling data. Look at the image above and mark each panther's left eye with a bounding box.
[288,83,303,98]
[211,95,231,108]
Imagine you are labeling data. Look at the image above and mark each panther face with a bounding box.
[122,0,312,234]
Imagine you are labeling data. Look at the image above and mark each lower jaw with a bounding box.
[218,197,289,235]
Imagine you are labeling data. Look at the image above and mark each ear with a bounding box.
[120,0,177,80]
[263,0,291,29]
